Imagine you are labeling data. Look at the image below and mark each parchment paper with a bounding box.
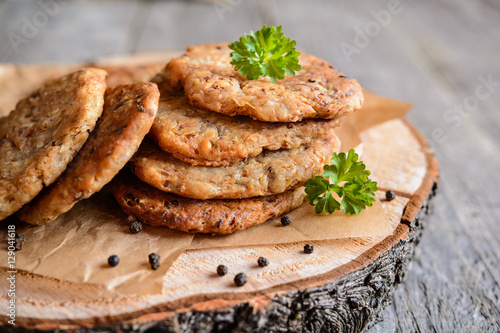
[0,62,411,295]
[190,195,387,249]
[1,189,194,295]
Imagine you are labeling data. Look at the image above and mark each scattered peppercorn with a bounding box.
[108,255,119,267]
[304,244,314,254]
[151,261,160,270]
[14,233,26,251]
[129,221,142,234]
[386,190,396,201]
[148,253,161,270]
[258,257,269,267]
[281,216,291,226]
[217,264,228,276]
[148,252,160,265]
[308,79,316,83]
[234,273,247,287]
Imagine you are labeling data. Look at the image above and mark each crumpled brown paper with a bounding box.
[190,195,388,249]
[0,61,411,295]
[1,189,194,295]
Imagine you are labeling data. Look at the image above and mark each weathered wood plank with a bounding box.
[0,2,40,61]
[0,0,140,64]
[136,0,264,51]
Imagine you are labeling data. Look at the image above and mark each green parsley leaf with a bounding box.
[341,178,378,215]
[229,25,301,83]
[305,149,378,215]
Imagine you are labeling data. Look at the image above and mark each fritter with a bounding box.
[149,78,340,166]
[129,132,341,200]
[164,43,363,122]
[0,68,107,220]
[112,173,305,235]
[17,82,159,224]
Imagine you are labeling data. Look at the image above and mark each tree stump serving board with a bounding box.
[0,57,439,333]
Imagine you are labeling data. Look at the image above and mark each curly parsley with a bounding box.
[228,25,301,83]
[305,149,378,215]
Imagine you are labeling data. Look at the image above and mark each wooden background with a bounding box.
[0,0,499,332]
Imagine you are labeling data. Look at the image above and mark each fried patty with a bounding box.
[0,68,107,221]
[149,77,340,166]
[129,132,340,200]
[164,43,363,122]
[17,82,159,225]
[112,173,305,234]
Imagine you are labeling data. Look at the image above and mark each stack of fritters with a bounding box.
[0,43,363,233]
[112,43,363,235]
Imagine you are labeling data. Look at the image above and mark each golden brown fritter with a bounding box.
[129,132,341,200]
[149,78,341,166]
[112,173,305,235]
[0,68,107,220]
[17,82,159,225]
[164,43,363,122]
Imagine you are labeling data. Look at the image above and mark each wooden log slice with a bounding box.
[0,115,438,332]
[0,54,438,332]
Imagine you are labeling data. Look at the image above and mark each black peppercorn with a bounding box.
[149,253,160,265]
[281,216,291,226]
[234,273,247,286]
[108,255,119,267]
[130,221,142,234]
[217,264,228,276]
[148,253,160,270]
[386,190,396,201]
[14,233,26,251]
[151,261,160,270]
[304,244,314,254]
[258,257,269,267]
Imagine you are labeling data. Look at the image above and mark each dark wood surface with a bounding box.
[0,0,498,332]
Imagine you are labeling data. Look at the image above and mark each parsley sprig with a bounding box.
[305,149,378,215]
[229,25,301,83]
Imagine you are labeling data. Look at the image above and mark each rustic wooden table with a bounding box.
[1,0,499,332]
